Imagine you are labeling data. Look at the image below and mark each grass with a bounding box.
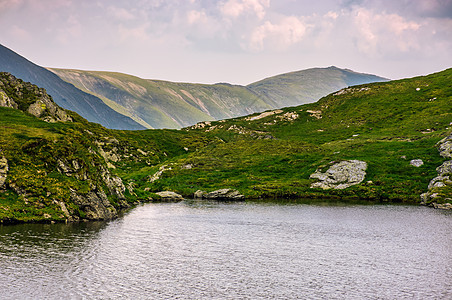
[0,68,451,223]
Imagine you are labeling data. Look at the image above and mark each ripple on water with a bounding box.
[0,202,451,299]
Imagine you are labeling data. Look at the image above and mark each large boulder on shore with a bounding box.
[195,189,244,200]
[156,191,184,200]
[310,160,368,190]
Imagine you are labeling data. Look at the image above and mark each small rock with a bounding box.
[194,190,207,198]
[410,159,424,167]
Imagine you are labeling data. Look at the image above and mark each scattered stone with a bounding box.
[149,165,171,182]
[181,164,193,170]
[246,109,283,121]
[410,159,424,167]
[306,110,322,119]
[310,160,368,190]
[156,191,184,200]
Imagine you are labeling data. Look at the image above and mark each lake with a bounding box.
[1,200,451,299]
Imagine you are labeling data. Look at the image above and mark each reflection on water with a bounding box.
[1,201,451,299]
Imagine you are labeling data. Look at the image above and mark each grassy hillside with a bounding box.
[49,69,272,129]
[0,69,450,224]
[142,68,451,202]
[50,67,386,129]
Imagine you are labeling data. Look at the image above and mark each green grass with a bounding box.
[1,68,451,223]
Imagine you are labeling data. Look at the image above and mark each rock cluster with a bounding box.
[310,160,367,189]
[194,188,245,200]
[421,133,452,209]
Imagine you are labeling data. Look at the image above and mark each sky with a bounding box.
[0,0,451,85]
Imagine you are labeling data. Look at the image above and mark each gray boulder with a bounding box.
[204,189,244,200]
[156,191,184,200]
[410,159,424,167]
[310,160,368,189]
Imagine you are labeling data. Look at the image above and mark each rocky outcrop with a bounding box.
[0,155,8,188]
[438,133,452,158]
[156,191,184,200]
[70,189,117,220]
[0,89,18,109]
[310,160,367,189]
[421,134,452,208]
[56,155,128,220]
[0,72,72,123]
[194,189,245,200]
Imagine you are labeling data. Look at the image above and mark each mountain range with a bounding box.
[0,44,387,129]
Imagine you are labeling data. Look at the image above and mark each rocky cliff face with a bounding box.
[421,133,452,209]
[0,73,134,223]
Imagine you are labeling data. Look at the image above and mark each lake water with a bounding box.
[1,200,451,299]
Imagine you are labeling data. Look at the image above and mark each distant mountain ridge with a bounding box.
[50,67,388,129]
[248,66,388,108]
[0,44,145,130]
[0,44,387,130]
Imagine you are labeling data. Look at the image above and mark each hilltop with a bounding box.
[0,68,451,224]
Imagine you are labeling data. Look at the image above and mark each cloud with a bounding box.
[248,16,307,51]
[108,6,136,21]
[220,0,270,20]
[352,8,421,55]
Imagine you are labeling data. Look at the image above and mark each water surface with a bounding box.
[1,201,451,299]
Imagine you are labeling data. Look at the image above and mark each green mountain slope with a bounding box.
[144,68,452,203]
[50,67,386,129]
[1,69,450,224]
[247,66,388,107]
[49,69,273,129]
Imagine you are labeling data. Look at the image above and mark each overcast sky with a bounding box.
[0,0,451,84]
